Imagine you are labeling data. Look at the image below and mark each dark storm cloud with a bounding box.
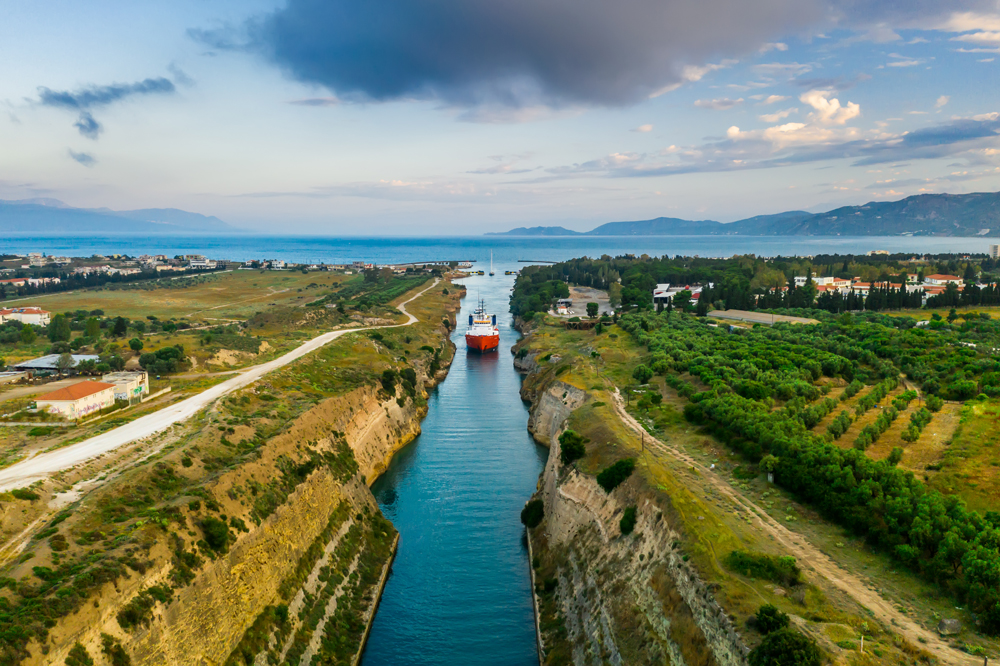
[67,150,96,167]
[196,0,821,108]
[37,77,176,139]
[192,0,992,112]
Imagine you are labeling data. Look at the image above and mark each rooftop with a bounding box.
[11,354,99,370]
[38,381,116,402]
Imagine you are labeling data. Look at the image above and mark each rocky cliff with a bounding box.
[519,362,748,666]
[5,292,459,666]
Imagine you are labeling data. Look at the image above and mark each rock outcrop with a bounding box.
[521,367,748,666]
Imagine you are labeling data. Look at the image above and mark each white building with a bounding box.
[37,381,116,419]
[924,274,964,286]
[188,259,217,270]
[990,244,999,259]
[0,307,51,326]
[102,371,149,402]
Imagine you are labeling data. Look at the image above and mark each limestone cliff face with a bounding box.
[36,352,454,666]
[523,375,748,666]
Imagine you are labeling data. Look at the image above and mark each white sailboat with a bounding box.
[489,250,495,276]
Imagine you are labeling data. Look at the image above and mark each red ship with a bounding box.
[465,299,499,352]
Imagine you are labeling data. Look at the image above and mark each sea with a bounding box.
[1,234,995,266]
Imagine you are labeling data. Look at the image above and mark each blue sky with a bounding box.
[1,0,999,234]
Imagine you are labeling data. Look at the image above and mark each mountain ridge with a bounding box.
[487,192,1000,237]
[0,200,234,234]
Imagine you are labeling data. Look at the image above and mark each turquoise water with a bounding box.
[360,267,546,665]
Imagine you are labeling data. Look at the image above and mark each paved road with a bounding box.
[0,279,439,491]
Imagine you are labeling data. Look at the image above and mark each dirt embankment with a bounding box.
[522,372,747,666]
[32,352,455,666]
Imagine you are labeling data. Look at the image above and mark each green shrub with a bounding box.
[724,551,801,586]
[200,516,230,552]
[558,430,586,465]
[521,499,544,529]
[65,643,94,666]
[754,604,790,634]
[619,506,637,535]
[27,426,56,437]
[596,459,635,493]
[748,629,820,666]
[10,488,40,501]
[101,633,131,666]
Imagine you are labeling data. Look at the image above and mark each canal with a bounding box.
[360,268,547,666]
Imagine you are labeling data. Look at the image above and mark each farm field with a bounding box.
[518,312,996,663]
[12,269,348,322]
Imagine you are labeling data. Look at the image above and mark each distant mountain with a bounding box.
[586,216,723,235]
[0,200,234,234]
[488,192,1000,237]
[486,225,582,236]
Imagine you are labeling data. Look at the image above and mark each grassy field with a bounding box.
[520,311,999,662]
[14,269,349,322]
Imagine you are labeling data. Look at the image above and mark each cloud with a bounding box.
[68,150,96,167]
[632,124,654,132]
[800,90,860,124]
[289,97,340,106]
[694,97,744,110]
[759,42,789,53]
[538,113,1000,182]
[935,95,950,108]
[37,77,175,111]
[73,112,102,139]
[759,107,798,122]
[189,0,997,116]
[36,76,176,139]
[793,73,871,91]
[758,94,789,105]
[192,0,820,112]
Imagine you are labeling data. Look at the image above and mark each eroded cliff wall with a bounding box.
[522,372,748,666]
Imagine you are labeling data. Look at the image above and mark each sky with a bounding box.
[1,0,999,234]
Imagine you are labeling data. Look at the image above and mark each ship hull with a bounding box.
[466,333,499,352]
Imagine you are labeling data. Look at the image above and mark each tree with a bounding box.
[672,290,692,311]
[607,283,622,309]
[47,314,71,342]
[619,506,637,535]
[748,629,821,666]
[112,317,128,337]
[128,338,144,352]
[596,458,635,493]
[632,364,654,384]
[521,499,544,528]
[559,430,586,465]
[55,352,75,375]
[754,604,790,634]
[586,302,599,318]
[85,317,101,338]
[19,326,36,344]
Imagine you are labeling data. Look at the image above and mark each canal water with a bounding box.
[361,268,547,666]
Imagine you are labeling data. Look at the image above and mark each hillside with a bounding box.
[0,199,233,234]
[489,191,1000,236]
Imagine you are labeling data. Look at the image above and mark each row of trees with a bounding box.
[512,253,1000,316]
[618,310,1000,632]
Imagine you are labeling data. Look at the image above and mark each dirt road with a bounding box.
[609,389,979,666]
[0,279,440,492]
